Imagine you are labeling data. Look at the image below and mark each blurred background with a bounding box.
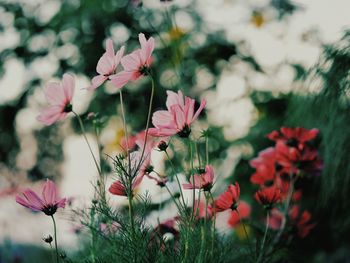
[0,0,349,262]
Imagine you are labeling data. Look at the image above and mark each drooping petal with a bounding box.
[191,98,206,123]
[56,198,66,209]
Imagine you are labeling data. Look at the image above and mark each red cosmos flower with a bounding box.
[149,90,206,138]
[275,141,323,176]
[183,165,214,191]
[16,180,66,216]
[267,127,319,151]
[268,208,284,230]
[193,200,214,220]
[111,33,155,89]
[228,201,251,227]
[215,183,240,212]
[37,73,75,126]
[250,147,278,186]
[109,174,143,196]
[289,205,316,238]
[254,186,282,209]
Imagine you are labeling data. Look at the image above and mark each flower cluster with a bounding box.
[16,31,323,262]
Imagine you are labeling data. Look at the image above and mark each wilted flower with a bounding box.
[37,74,75,126]
[149,90,206,138]
[183,165,214,191]
[215,183,240,212]
[16,180,66,216]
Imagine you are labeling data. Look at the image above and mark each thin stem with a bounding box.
[119,90,131,175]
[205,136,209,165]
[50,215,59,263]
[257,212,270,263]
[135,76,155,175]
[165,151,186,208]
[209,191,216,259]
[72,111,101,175]
[190,141,196,219]
[236,209,255,261]
[274,177,296,244]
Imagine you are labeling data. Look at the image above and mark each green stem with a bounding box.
[135,76,155,175]
[236,209,255,261]
[50,215,59,263]
[119,90,131,175]
[72,111,101,176]
[258,212,269,263]
[209,191,216,259]
[205,136,209,165]
[165,151,186,208]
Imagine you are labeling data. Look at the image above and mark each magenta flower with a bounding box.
[149,90,206,138]
[90,39,125,90]
[110,33,155,89]
[183,165,214,191]
[16,180,66,216]
[37,73,75,126]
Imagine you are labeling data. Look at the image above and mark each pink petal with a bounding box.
[89,75,108,90]
[105,39,115,57]
[42,180,57,205]
[121,51,142,71]
[96,53,115,75]
[185,97,195,124]
[56,198,66,208]
[171,104,185,130]
[152,110,174,128]
[166,90,184,110]
[191,98,206,123]
[110,71,134,89]
[44,82,65,106]
[62,73,75,102]
[148,127,177,137]
[138,33,155,64]
[21,190,44,211]
[115,45,125,66]
[16,196,41,211]
[37,106,65,126]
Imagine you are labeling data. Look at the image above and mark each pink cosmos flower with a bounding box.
[110,33,155,89]
[90,39,125,90]
[149,90,206,138]
[16,180,66,216]
[37,73,75,126]
[183,165,214,191]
